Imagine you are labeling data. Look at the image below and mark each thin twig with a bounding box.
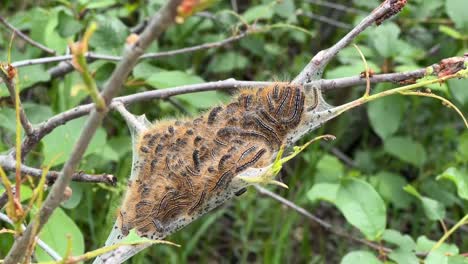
[294,0,397,84]
[0,69,34,136]
[3,1,183,263]
[11,32,248,69]
[0,16,57,55]
[0,155,116,186]
[0,212,62,261]
[254,185,392,254]
[38,31,249,78]
[306,0,367,15]
[302,12,352,29]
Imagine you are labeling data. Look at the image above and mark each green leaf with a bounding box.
[24,103,53,124]
[371,172,412,209]
[56,10,83,38]
[368,88,405,139]
[81,0,118,9]
[61,182,83,209]
[307,183,339,203]
[89,15,129,55]
[207,52,249,73]
[448,78,468,106]
[382,229,416,250]
[42,117,107,166]
[133,62,162,80]
[416,236,459,255]
[314,155,344,183]
[425,250,449,264]
[384,137,427,167]
[43,9,68,53]
[0,107,17,133]
[36,208,84,261]
[437,167,468,200]
[458,132,468,160]
[404,185,446,221]
[369,23,401,58]
[176,91,230,110]
[336,178,386,240]
[446,0,468,29]
[340,251,382,264]
[243,5,274,23]
[146,71,204,89]
[388,249,419,264]
[0,65,51,97]
[274,0,296,20]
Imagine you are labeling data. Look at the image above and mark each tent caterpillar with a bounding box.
[117,82,313,239]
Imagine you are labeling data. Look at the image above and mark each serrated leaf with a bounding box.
[384,137,427,167]
[340,251,382,264]
[35,208,84,261]
[437,167,468,201]
[336,178,386,240]
[307,183,338,203]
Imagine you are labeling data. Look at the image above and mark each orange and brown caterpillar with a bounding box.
[117,82,326,240]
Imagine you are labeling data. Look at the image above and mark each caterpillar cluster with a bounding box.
[118,83,315,239]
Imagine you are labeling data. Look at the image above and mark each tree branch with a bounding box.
[0,155,116,187]
[40,30,249,78]
[294,0,402,84]
[0,68,34,136]
[0,16,57,55]
[3,1,183,263]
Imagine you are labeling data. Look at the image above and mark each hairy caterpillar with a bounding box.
[95,80,353,264]
[117,82,314,239]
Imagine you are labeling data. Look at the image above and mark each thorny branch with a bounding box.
[3,1,183,263]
